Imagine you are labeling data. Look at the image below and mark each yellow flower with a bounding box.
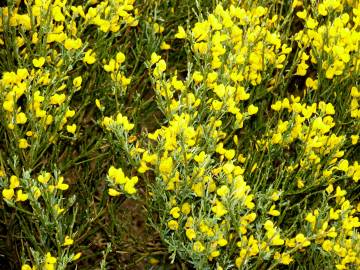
[56,176,69,190]
[297,179,304,188]
[38,172,51,184]
[120,75,131,87]
[159,156,173,177]
[322,240,333,252]
[247,104,258,115]
[268,205,280,216]
[296,61,309,76]
[181,202,191,215]
[54,204,65,215]
[245,212,257,223]
[264,220,274,231]
[351,87,359,97]
[326,184,334,194]
[153,23,164,34]
[16,112,27,124]
[175,26,187,39]
[150,52,161,65]
[271,133,282,144]
[63,236,74,246]
[21,264,34,270]
[52,6,65,22]
[19,138,29,149]
[16,189,28,202]
[351,135,359,145]
[167,220,179,230]
[108,188,121,196]
[44,252,57,270]
[325,103,335,115]
[194,151,206,163]
[2,188,14,200]
[305,212,316,223]
[271,191,280,201]
[66,124,77,134]
[192,182,204,197]
[211,200,228,217]
[104,59,116,72]
[98,19,110,32]
[318,3,328,16]
[83,49,96,64]
[9,175,20,189]
[271,234,285,246]
[193,241,205,252]
[35,108,46,118]
[236,155,245,165]
[338,159,349,172]
[211,248,222,257]
[280,253,293,265]
[26,131,33,137]
[294,233,305,243]
[171,77,185,91]
[192,71,203,83]
[186,228,196,240]
[64,38,82,50]
[72,252,82,261]
[73,76,82,89]
[296,234,311,246]
[296,10,307,20]
[225,149,235,160]
[212,100,223,111]
[335,186,346,198]
[50,93,66,105]
[124,176,138,194]
[274,251,281,260]
[216,185,229,196]
[254,6,267,17]
[108,166,126,184]
[305,77,318,90]
[95,99,104,111]
[32,57,45,68]
[305,17,318,29]
[170,207,180,218]
[66,109,75,118]
[160,41,170,50]
[329,208,340,220]
[116,52,126,64]
[3,100,14,112]
[217,238,228,247]
[32,186,41,200]
[153,59,167,77]
[237,87,250,101]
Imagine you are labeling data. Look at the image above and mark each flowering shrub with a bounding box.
[0,0,359,269]
[143,1,359,269]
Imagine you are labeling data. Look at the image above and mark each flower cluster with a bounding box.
[143,2,360,269]
[103,52,132,90]
[303,189,360,270]
[1,171,68,203]
[294,1,359,81]
[0,0,139,268]
[107,166,138,196]
[0,67,78,152]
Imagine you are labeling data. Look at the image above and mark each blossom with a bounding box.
[32,57,45,68]
[175,26,187,39]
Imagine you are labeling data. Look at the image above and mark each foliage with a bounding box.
[0,0,359,269]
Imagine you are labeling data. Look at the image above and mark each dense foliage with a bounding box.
[0,0,359,269]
